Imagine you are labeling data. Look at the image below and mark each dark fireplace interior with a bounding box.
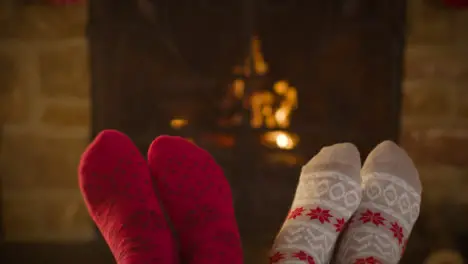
[88,0,406,263]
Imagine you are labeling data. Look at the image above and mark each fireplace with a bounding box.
[88,0,406,263]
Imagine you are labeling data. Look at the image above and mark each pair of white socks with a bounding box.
[270,141,422,264]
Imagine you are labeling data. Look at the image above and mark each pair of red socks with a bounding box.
[78,130,243,264]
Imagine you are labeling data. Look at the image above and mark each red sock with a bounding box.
[147,136,243,264]
[79,130,178,264]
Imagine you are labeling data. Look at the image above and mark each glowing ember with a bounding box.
[170,118,188,130]
[262,131,299,150]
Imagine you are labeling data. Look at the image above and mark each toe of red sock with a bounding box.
[148,135,209,160]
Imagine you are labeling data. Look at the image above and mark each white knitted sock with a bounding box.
[270,143,363,264]
[334,141,422,264]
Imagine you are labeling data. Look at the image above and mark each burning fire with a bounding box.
[236,37,299,150]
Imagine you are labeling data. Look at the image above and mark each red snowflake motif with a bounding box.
[307,207,333,224]
[359,209,386,226]
[401,239,408,256]
[287,207,305,220]
[389,221,404,244]
[354,256,382,264]
[270,252,285,263]
[293,251,316,264]
[334,218,346,232]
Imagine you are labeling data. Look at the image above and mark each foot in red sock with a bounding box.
[79,130,177,264]
[147,136,243,264]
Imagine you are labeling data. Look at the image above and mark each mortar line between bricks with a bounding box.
[3,124,90,138]
[3,189,83,200]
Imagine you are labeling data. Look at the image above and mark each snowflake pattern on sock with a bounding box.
[335,173,421,264]
[270,143,362,264]
[334,141,422,264]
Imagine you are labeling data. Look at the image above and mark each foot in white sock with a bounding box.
[270,143,363,264]
[334,141,422,264]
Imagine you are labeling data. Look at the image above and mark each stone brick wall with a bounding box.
[0,2,93,241]
[401,0,468,252]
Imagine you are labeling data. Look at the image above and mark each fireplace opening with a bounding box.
[88,0,405,262]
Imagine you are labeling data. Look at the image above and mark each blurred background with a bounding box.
[1,0,468,263]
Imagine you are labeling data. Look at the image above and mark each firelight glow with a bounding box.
[170,118,188,130]
[231,36,300,150]
[263,130,298,150]
[275,133,292,149]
